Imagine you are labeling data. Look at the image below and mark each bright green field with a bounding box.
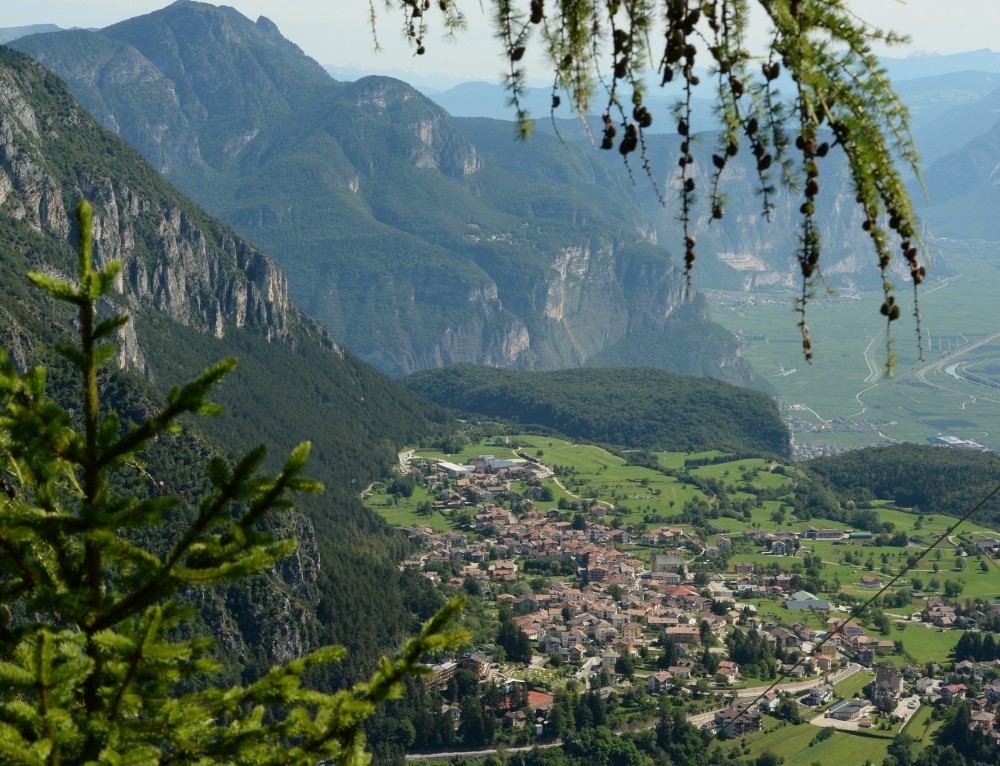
[363,485,456,532]
[833,669,873,700]
[714,715,893,766]
[711,252,1000,452]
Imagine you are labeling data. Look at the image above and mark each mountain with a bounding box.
[895,71,1000,164]
[426,80,719,135]
[0,44,455,684]
[917,116,1000,239]
[11,1,759,386]
[0,24,66,44]
[403,364,790,456]
[880,49,1000,81]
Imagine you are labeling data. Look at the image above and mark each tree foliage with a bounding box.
[403,364,790,455]
[806,444,1000,525]
[376,0,925,367]
[0,201,465,765]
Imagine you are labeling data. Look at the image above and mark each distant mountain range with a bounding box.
[8,2,759,386]
[10,7,1000,366]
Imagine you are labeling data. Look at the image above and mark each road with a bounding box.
[398,449,414,471]
[731,662,864,699]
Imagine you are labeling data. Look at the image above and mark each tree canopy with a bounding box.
[375,0,925,367]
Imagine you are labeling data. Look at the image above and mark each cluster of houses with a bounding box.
[393,453,1000,748]
[399,456,923,679]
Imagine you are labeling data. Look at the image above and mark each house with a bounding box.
[814,654,835,673]
[827,617,864,637]
[859,574,884,589]
[504,710,528,729]
[970,711,996,734]
[940,683,967,702]
[870,665,905,701]
[663,626,701,645]
[805,684,834,706]
[915,677,937,695]
[601,649,619,671]
[734,562,754,577]
[770,626,799,648]
[460,653,491,678]
[715,660,740,684]
[622,622,644,642]
[646,671,674,694]
[770,540,788,556]
[715,705,762,736]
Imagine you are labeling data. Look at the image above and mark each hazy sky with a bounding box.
[6,1,999,81]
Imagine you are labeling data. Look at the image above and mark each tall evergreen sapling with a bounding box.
[0,201,465,764]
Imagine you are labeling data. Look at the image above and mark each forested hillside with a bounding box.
[807,444,1000,524]
[0,45,454,684]
[403,365,789,456]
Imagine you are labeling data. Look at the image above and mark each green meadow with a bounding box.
[714,715,894,766]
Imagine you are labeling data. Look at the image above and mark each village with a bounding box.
[379,447,1000,747]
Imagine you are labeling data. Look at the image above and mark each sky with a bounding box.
[5,1,1000,83]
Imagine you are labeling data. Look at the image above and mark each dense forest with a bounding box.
[806,445,1000,526]
[402,365,789,456]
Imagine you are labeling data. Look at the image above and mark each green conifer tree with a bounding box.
[0,201,465,765]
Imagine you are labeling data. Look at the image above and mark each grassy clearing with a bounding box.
[891,623,963,664]
[833,669,874,700]
[714,716,893,766]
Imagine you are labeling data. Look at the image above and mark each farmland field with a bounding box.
[710,250,1000,453]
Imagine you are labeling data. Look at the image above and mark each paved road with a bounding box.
[408,742,562,761]
[733,662,864,699]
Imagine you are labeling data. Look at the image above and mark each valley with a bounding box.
[4,3,1000,766]
[710,250,1000,456]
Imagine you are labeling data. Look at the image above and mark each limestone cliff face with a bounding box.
[408,236,692,374]
[0,60,311,375]
[0,51,334,670]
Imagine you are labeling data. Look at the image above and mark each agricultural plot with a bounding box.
[712,253,1000,452]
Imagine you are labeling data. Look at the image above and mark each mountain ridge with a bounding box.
[10,1,761,386]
